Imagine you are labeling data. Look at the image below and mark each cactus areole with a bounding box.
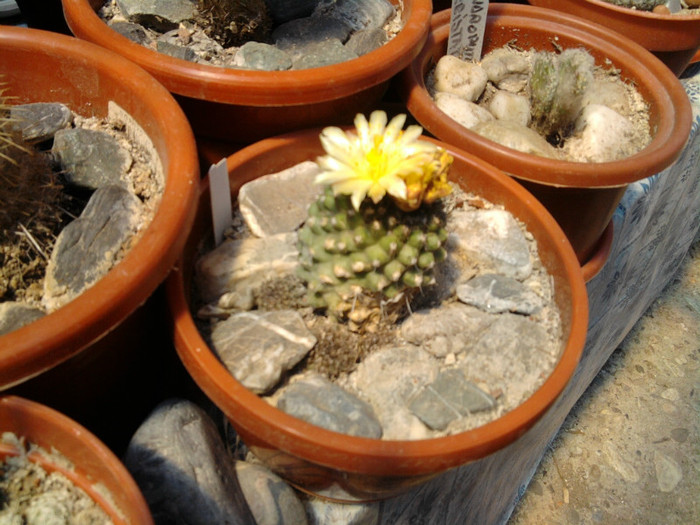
[297,111,454,331]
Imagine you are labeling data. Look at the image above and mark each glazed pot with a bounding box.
[166,127,588,502]
[0,395,153,524]
[0,27,199,437]
[398,5,692,265]
[61,0,432,144]
[527,0,700,77]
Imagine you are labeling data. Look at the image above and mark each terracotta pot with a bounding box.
[398,5,692,264]
[0,395,153,524]
[166,127,589,502]
[527,0,700,77]
[0,27,199,428]
[61,0,432,144]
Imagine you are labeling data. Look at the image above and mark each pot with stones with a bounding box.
[61,0,432,146]
[0,395,153,524]
[0,26,199,440]
[398,4,692,273]
[527,0,700,77]
[166,113,588,502]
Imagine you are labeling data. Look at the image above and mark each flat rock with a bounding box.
[456,273,543,315]
[156,40,197,61]
[238,161,321,236]
[346,345,439,440]
[43,185,143,311]
[400,302,494,358]
[0,302,45,336]
[53,128,133,190]
[123,399,257,525]
[449,208,533,280]
[115,0,196,32]
[211,310,316,394]
[277,373,382,438]
[235,461,308,525]
[195,232,299,308]
[273,16,352,49]
[234,41,293,71]
[320,0,396,32]
[408,368,496,430]
[344,27,387,56]
[10,103,73,142]
[265,0,321,24]
[292,38,358,69]
[480,47,531,93]
[457,313,555,405]
[109,20,152,45]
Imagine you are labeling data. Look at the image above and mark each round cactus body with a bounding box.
[297,187,447,329]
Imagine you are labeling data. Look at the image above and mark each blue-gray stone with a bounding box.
[456,273,544,315]
[408,369,496,430]
[273,16,353,49]
[53,128,133,190]
[277,374,383,438]
[344,27,387,56]
[109,20,152,45]
[10,103,73,143]
[156,40,197,61]
[322,0,396,32]
[115,0,196,32]
[235,42,293,71]
[292,39,358,71]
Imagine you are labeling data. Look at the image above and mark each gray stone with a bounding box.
[292,39,358,69]
[449,208,533,280]
[456,273,543,315]
[194,232,299,307]
[43,185,143,311]
[319,0,396,32]
[408,369,496,430]
[123,399,257,525]
[347,345,439,440]
[277,374,382,438]
[53,128,133,190]
[10,103,73,143]
[115,0,196,32]
[266,0,321,24]
[0,302,45,336]
[273,16,353,49]
[109,20,152,45]
[157,39,197,61]
[211,310,316,394]
[344,27,387,57]
[234,42,293,71]
[235,461,308,525]
[458,313,554,405]
[400,302,494,357]
[238,161,321,236]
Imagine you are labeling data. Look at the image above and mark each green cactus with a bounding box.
[297,187,448,329]
[529,48,595,139]
[600,0,665,10]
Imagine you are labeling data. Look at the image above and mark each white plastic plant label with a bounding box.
[209,158,232,246]
[447,0,489,62]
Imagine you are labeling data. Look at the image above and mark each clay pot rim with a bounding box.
[552,0,700,21]
[399,5,693,188]
[0,27,199,389]
[61,0,433,106]
[0,395,153,524]
[167,127,588,477]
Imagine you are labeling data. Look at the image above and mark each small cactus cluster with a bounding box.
[600,0,665,9]
[196,0,272,47]
[298,187,447,327]
[297,110,453,330]
[529,48,595,139]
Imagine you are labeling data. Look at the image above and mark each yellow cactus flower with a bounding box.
[315,110,453,211]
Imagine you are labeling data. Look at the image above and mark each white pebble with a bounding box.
[435,92,494,130]
[488,90,531,127]
[433,54,489,102]
[568,104,637,162]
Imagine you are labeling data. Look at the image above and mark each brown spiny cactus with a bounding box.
[197,0,272,47]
